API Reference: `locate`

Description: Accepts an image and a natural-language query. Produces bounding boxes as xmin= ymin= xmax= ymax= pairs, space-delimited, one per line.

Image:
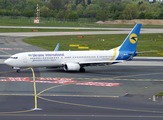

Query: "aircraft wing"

xmin=79 ymin=60 xmax=124 ymax=65
xmin=54 ymin=43 xmax=60 ymax=51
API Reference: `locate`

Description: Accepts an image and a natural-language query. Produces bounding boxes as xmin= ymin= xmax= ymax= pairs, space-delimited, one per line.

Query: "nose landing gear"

xmin=12 ymin=67 xmax=20 ymax=73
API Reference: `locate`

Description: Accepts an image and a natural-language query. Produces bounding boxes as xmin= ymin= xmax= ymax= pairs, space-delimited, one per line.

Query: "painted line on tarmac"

xmin=30 ymin=68 xmax=38 ymax=110
xmin=0 ymin=77 xmax=122 ymax=87
xmin=0 ymin=77 xmax=163 ymax=82
xmin=0 ymin=49 xmax=12 ymax=55
xmin=0 ymin=94 xmax=119 ymax=98
xmin=38 ymin=96 xmax=163 ymax=114
xmin=0 ymin=114 xmax=163 ymax=118
xmin=0 ymin=109 xmax=35 ymax=114
xmin=0 ymin=48 xmax=24 ymax=50
xmin=112 ymin=72 xmax=163 ymax=79
xmin=0 ymin=94 xmax=35 ymax=96
xmin=0 ymin=67 xmax=31 ymax=74
xmin=0 ymin=67 xmax=162 ymax=114
xmin=0 ymin=68 xmax=38 ymax=114
xmin=35 ymin=70 xmax=163 ymax=114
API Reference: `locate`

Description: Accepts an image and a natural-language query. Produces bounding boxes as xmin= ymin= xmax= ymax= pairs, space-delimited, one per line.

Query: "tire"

xmin=79 ymin=68 xmax=85 ymax=72
xmin=17 ymin=69 xmax=20 ymax=73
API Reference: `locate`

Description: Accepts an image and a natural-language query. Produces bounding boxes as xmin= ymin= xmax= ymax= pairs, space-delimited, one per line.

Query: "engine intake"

xmin=64 ymin=63 xmax=80 ymax=71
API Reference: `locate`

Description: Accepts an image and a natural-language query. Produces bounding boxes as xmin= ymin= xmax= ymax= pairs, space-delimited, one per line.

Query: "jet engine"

xmin=64 ymin=63 xmax=80 ymax=71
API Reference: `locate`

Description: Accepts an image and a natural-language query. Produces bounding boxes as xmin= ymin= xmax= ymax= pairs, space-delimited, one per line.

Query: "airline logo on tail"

xmin=129 ymin=33 xmax=137 ymax=44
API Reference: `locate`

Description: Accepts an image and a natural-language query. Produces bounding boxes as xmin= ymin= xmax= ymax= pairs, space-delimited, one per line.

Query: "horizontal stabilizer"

xmin=135 ymin=50 xmax=157 ymax=54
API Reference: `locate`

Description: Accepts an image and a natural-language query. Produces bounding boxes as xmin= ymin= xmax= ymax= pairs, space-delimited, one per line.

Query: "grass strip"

xmin=156 ymin=92 xmax=163 ymax=96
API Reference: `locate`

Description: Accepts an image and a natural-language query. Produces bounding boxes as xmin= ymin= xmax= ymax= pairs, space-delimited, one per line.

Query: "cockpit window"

xmin=10 ymin=57 xmax=18 ymax=59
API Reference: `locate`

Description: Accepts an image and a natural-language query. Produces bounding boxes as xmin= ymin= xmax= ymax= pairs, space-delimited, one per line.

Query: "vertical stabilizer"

xmin=54 ymin=43 xmax=60 ymax=51
xmin=119 ymin=24 xmax=142 ymax=51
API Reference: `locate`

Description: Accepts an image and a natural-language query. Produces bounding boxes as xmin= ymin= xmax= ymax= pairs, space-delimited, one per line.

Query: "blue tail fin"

xmin=119 ymin=24 xmax=142 ymax=51
xmin=54 ymin=43 xmax=60 ymax=51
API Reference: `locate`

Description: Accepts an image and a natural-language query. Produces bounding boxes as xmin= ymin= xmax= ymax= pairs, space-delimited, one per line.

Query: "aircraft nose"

xmin=4 ymin=59 xmax=11 ymax=66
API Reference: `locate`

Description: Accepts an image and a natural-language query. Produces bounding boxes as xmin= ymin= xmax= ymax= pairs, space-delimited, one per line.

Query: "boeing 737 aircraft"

xmin=5 ymin=24 xmax=142 ymax=72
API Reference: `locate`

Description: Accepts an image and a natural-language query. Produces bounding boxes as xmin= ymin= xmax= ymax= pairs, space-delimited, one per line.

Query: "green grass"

xmin=23 ymin=33 xmax=163 ymax=57
xmin=0 ymin=28 xmax=116 ymax=32
xmin=1 ymin=18 xmax=163 ymax=28
xmin=156 ymin=92 xmax=163 ymax=96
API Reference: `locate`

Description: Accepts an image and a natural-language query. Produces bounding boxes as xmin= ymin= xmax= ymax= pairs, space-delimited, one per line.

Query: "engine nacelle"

xmin=64 ymin=63 xmax=80 ymax=71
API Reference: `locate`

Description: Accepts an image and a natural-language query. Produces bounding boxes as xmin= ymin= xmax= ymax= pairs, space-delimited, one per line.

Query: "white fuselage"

xmin=4 ymin=48 xmax=119 ymax=68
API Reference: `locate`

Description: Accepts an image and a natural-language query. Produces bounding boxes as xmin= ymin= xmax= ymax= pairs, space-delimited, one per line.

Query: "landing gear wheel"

xmin=17 ymin=69 xmax=20 ymax=73
xmin=79 ymin=68 xmax=85 ymax=72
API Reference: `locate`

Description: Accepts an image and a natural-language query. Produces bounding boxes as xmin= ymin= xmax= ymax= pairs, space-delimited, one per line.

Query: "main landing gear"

xmin=79 ymin=68 xmax=85 ymax=72
xmin=17 ymin=69 xmax=21 ymax=73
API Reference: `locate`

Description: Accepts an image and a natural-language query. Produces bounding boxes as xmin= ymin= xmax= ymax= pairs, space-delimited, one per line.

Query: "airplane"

xmin=5 ymin=23 xmax=143 ymax=73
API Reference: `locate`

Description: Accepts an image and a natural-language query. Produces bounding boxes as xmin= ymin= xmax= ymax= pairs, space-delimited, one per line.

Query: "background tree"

xmin=24 ymin=8 xmax=34 ymax=17
xmin=138 ymin=12 xmax=145 ymax=19
xmin=55 ymin=10 xmax=64 ymax=19
xmin=84 ymin=4 xmax=100 ymax=17
xmin=13 ymin=9 xmax=21 ymax=16
xmin=0 ymin=0 xmax=162 ymax=20
xmin=89 ymin=10 xmax=97 ymax=18
xmin=158 ymin=12 xmax=163 ymax=19
xmin=52 ymin=9 xmax=58 ymax=18
xmin=79 ymin=0 xmax=82 ymax=4
xmin=113 ymin=10 xmax=121 ymax=20
xmin=123 ymin=4 xmax=139 ymax=20
xmin=13 ymin=4 xmax=23 ymax=11
xmin=139 ymin=4 xmax=147 ymax=12
xmin=75 ymin=0 xmax=78 ymax=5
xmin=82 ymin=0 xmax=85 ymax=7
xmin=109 ymin=4 xmax=118 ymax=13
xmin=87 ymin=0 xmax=91 ymax=5
xmin=145 ymin=13 xmax=154 ymax=19
xmin=76 ymin=4 xmax=84 ymax=18
xmin=49 ymin=0 xmax=62 ymax=11
xmin=100 ymin=1 xmax=107 ymax=8
xmin=67 ymin=11 xmax=79 ymax=20
xmin=96 ymin=15 xmax=101 ymax=21
xmin=76 ymin=4 xmax=84 ymax=11
xmin=41 ymin=6 xmax=50 ymax=18
xmin=100 ymin=13 xmax=108 ymax=21
xmin=64 ymin=1 xmax=72 ymax=13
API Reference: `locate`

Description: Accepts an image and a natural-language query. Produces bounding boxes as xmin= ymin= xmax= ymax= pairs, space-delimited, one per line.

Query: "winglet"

xmin=54 ymin=43 xmax=60 ymax=51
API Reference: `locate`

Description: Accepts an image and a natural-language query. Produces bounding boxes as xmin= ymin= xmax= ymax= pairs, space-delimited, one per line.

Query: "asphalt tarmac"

xmin=0 ymin=63 xmax=163 ymax=120
xmin=0 ymin=33 xmax=163 ymax=120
